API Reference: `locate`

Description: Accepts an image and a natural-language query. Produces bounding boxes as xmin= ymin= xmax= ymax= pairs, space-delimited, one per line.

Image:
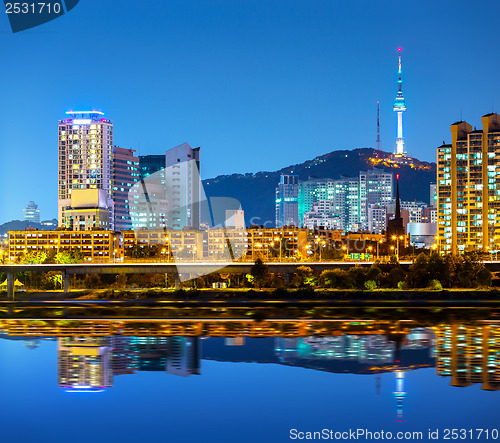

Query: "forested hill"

xmin=203 ymin=148 xmax=436 ymax=226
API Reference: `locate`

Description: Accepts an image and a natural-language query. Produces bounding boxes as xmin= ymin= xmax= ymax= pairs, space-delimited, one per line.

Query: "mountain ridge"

xmin=203 ymin=148 xmax=436 ymax=226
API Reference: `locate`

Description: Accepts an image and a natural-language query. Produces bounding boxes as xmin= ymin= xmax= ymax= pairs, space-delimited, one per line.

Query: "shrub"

xmin=429 ymin=279 xmax=443 ymax=291
xmin=364 ymin=280 xmax=377 ymax=291
xmin=398 ymin=281 xmax=409 ymax=290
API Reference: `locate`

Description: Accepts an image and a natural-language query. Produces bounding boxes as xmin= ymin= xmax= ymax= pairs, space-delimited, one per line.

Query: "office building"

xmin=165 ymin=143 xmax=202 ymax=229
xmin=58 ymin=111 xmax=114 ymax=230
xmin=113 ymin=147 xmax=139 ymax=231
xmin=23 ymin=201 xmax=40 ymax=224
xmin=275 ymin=174 xmax=299 ymax=228
xmin=437 ymin=113 xmax=500 ymax=254
xmin=359 ymin=168 xmax=393 ymax=227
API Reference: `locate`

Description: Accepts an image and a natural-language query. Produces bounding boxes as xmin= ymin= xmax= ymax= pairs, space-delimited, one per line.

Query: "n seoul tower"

xmin=393 ymin=48 xmax=407 ymax=157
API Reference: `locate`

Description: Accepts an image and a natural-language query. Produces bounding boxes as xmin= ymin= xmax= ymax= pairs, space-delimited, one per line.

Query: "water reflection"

xmin=2 ymin=320 xmax=500 ymax=394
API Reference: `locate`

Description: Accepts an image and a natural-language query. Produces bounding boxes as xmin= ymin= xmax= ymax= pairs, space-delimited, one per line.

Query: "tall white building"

xmin=165 ymin=142 xmax=202 ymax=229
xmin=58 ymin=111 xmax=114 ymax=230
xmin=359 ymin=168 xmax=393 ymax=228
xmin=368 ymin=204 xmax=387 ymax=234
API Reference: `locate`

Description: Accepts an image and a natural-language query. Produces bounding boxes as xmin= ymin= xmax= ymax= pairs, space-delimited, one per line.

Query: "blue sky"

xmin=1 ymin=0 xmax=500 ymax=222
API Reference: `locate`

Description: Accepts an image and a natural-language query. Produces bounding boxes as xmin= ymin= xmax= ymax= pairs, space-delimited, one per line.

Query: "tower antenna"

xmin=376 ymin=101 xmax=381 ymax=152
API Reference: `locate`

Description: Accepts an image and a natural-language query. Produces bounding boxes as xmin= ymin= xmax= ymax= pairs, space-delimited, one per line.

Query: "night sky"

xmin=1 ymin=0 xmax=500 ymax=222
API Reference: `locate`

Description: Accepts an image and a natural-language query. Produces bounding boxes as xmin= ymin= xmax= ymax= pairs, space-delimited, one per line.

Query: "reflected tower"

xmin=393 ymin=371 xmax=406 ymax=422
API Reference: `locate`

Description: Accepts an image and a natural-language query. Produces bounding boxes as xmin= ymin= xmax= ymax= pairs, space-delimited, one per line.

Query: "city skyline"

xmin=2 ymin=0 xmax=500 ymax=223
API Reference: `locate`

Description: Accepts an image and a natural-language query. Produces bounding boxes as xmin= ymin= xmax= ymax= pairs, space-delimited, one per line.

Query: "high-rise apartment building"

xmin=113 ymin=147 xmax=139 ymax=231
xmin=275 ymin=175 xmax=299 ymax=228
xmin=165 ymin=143 xmax=202 ymax=229
xmin=437 ymin=113 xmax=500 ymax=254
xmin=359 ymin=168 xmax=393 ymax=227
xmin=22 ymin=201 xmax=40 ymax=223
xmin=58 ymin=111 xmax=114 ymax=230
xmin=298 ymin=178 xmax=335 ymax=225
xmin=334 ymin=177 xmax=360 ymax=232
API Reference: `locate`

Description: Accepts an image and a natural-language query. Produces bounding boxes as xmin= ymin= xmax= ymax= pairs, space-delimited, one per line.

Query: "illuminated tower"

xmin=393 ymin=49 xmax=407 ymax=156
xmin=58 ymin=110 xmax=114 ymax=230
xmin=393 ymin=371 xmax=406 ymax=422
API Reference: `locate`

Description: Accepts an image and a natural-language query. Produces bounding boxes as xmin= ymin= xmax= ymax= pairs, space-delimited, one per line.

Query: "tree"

xmin=55 ymin=248 xmax=84 ymax=264
xmin=83 ymin=274 xmax=101 ymax=289
xmin=293 ymin=266 xmax=315 ymax=287
xmin=20 ymin=251 xmax=47 ymax=264
xmin=250 ymin=259 xmax=270 ymax=288
xmin=406 ymin=253 xmax=429 ymax=288
xmin=477 ymin=267 xmax=492 ymax=287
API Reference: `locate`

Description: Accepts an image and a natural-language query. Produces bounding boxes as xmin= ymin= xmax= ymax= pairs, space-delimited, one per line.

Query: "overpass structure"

xmin=1 ymin=261 xmax=499 ymax=300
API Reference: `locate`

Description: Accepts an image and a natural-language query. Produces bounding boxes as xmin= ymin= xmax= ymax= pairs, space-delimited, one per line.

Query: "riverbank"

xmin=2 ymin=287 xmax=500 ymax=302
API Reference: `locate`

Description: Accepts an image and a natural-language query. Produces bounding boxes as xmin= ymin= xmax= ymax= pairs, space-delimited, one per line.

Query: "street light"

xmin=165 ymin=236 xmax=170 ymax=262
xmin=377 ymin=240 xmax=383 ymax=260
xmin=392 ymin=235 xmax=404 ymax=261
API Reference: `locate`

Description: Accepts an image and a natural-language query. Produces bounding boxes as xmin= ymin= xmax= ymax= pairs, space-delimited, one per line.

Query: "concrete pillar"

xmin=284 ymin=272 xmax=292 ymax=285
xmin=63 ymin=272 xmax=71 ymax=294
xmin=7 ymin=272 xmax=14 ymax=301
xmin=174 ymin=273 xmax=181 ymax=289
